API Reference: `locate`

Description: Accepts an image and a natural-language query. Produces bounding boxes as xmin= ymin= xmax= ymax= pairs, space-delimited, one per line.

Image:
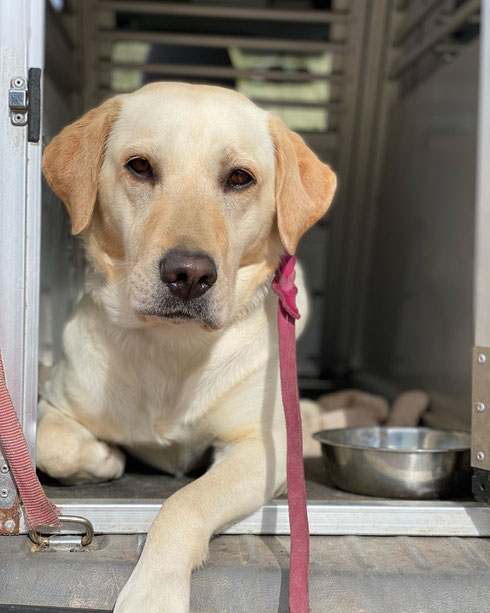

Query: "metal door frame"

xmin=0 ymin=2 xmax=45 ymax=462
xmin=473 ymin=0 xmax=490 ymax=475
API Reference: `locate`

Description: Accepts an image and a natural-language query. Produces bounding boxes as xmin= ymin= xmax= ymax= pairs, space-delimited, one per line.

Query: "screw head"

xmin=477 ymin=402 xmax=486 ymax=412
xmin=0 ymin=489 xmax=7 ymax=498
xmin=11 ymin=113 xmax=26 ymax=126
xmin=477 ymin=451 xmax=485 ymax=461
xmin=4 ymin=519 xmax=15 ymax=532
xmin=0 ymin=464 xmax=8 ymax=474
xmin=479 ymin=353 xmax=487 ymax=364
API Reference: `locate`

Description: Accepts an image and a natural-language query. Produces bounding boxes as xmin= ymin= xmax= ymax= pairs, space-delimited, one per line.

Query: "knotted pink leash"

xmin=272 ymin=254 xmax=310 ymax=613
xmin=0 ymin=350 xmax=61 ymax=529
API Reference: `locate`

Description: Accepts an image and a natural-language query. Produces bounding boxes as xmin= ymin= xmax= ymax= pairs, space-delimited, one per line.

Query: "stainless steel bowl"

xmin=313 ymin=426 xmax=471 ymax=499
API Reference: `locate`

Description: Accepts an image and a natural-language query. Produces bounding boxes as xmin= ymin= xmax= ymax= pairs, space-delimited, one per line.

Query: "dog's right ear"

xmin=43 ymin=97 xmax=121 ymax=235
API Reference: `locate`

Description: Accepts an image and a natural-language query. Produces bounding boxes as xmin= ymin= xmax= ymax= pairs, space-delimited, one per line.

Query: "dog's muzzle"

xmin=136 ymin=249 xmax=219 ymax=327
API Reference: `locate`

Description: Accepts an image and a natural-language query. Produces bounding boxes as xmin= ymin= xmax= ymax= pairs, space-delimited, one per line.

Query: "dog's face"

xmin=43 ymin=83 xmax=336 ymax=329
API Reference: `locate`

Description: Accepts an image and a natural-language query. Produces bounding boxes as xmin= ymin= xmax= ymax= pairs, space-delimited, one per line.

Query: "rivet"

xmin=0 ymin=489 xmax=7 ymax=498
xmin=477 ymin=402 xmax=486 ymax=412
xmin=0 ymin=464 xmax=8 ymax=474
xmin=478 ymin=353 xmax=487 ymax=364
xmin=4 ymin=519 xmax=15 ymax=532
xmin=477 ymin=451 xmax=485 ymax=461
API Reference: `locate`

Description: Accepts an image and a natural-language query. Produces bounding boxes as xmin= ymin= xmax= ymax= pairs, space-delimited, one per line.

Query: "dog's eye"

xmin=227 ymin=169 xmax=254 ymax=189
xmin=127 ymin=157 xmax=152 ymax=178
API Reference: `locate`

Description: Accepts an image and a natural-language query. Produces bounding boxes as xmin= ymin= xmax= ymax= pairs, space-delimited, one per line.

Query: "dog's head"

xmin=43 ymin=83 xmax=336 ymax=329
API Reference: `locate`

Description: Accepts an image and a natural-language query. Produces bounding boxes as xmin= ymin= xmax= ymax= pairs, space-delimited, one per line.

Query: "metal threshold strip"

xmin=18 ymin=498 xmax=490 ymax=537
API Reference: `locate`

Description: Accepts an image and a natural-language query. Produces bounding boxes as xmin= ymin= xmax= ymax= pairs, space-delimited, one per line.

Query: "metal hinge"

xmin=0 ymin=459 xmax=20 ymax=535
xmin=472 ymin=347 xmax=490 ymax=481
xmin=8 ymin=68 xmax=41 ymax=142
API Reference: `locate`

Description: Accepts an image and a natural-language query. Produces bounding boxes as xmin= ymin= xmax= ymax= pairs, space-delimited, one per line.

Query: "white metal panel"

xmin=360 ymin=39 xmax=479 ymax=429
xmin=0 ymin=1 xmax=45 ymax=460
xmin=24 ymin=1 xmax=45 ymax=462
xmin=475 ymin=0 xmax=490 ymax=348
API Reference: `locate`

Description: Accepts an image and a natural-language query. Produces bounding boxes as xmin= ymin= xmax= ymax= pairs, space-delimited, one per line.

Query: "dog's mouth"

xmin=140 ymin=308 xmax=194 ymax=322
xmin=138 ymin=305 xmax=218 ymax=329
xmin=162 ymin=311 xmax=194 ymax=323
xmin=161 ymin=310 xmax=193 ymax=319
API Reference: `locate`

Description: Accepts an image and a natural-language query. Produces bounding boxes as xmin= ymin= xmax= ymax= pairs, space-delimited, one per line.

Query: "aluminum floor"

xmin=2 ymin=533 xmax=490 ymax=612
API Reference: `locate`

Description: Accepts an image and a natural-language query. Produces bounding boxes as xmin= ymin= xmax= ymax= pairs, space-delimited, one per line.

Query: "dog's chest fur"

xmin=42 ymin=290 xmax=275 ymax=457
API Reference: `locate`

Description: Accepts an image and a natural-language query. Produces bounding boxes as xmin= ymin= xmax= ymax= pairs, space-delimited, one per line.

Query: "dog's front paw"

xmin=114 ymin=568 xmax=190 ymax=613
xmin=37 ymin=411 xmax=126 ymax=485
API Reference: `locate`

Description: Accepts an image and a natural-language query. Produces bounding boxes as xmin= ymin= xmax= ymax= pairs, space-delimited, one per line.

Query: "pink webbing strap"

xmin=0 ymin=350 xmax=61 ymax=529
xmin=272 ymin=254 xmax=309 ymax=613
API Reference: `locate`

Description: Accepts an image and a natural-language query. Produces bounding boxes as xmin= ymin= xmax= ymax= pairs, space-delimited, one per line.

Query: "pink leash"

xmin=272 ymin=254 xmax=310 ymax=613
xmin=0 ymin=350 xmax=61 ymax=529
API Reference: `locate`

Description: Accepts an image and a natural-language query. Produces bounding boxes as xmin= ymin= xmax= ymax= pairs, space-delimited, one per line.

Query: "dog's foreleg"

xmin=114 ymin=427 xmax=285 ymax=613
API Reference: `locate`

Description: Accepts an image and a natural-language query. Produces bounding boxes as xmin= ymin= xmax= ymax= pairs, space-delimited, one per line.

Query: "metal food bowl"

xmin=313 ymin=426 xmax=471 ymax=499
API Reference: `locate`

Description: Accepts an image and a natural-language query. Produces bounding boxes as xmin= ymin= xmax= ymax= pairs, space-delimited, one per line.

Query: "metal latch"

xmin=29 ymin=515 xmax=95 ymax=552
xmin=8 ymin=77 xmax=28 ymax=126
xmin=8 ymin=69 xmax=41 ymax=142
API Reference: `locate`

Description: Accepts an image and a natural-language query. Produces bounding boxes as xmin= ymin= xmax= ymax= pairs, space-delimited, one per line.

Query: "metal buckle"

xmin=28 ymin=515 xmax=94 ymax=549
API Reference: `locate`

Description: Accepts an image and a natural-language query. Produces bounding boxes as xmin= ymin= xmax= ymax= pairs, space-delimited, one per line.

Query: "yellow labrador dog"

xmin=37 ymin=82 xmax=336 ymax=612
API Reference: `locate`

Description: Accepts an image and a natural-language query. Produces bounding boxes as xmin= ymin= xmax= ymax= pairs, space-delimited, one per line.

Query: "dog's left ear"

xmin=269 ymin=115 xmax=337 ymax=254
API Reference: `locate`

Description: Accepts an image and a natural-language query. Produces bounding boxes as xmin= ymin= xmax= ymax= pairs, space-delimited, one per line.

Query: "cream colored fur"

xmin=38 ymin=82 xmax=336 ymax=612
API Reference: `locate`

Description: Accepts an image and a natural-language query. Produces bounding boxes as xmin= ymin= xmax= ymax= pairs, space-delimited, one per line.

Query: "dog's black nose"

xmin=159 ymin=250 xmax=217 ymax=301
